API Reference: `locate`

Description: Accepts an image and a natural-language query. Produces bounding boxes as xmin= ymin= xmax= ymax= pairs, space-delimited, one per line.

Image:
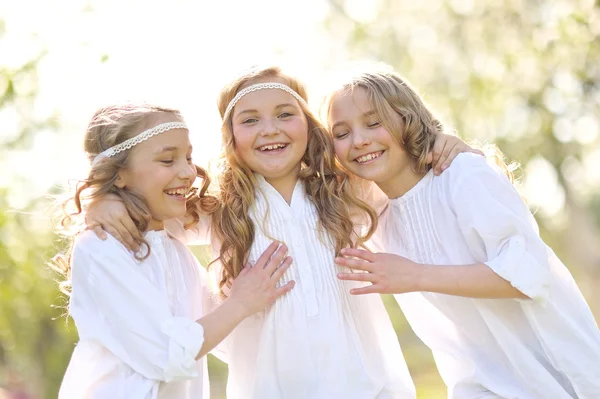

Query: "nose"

xmin=178 ymin=160 xmax=197 ymax=182
xmin=260 ymin=118 xmax=280 ymax=137
xmin=352 ymin=128 xmax=371 ymax=148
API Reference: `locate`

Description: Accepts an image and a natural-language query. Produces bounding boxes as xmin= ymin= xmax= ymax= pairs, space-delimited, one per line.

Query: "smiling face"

xmin=230 ymin=77 xmax=309 ymax=191
xmin=328 ymin=86 xmax=416 ymax=189
xmin=116 ymin=114 xmax=197 ymax=231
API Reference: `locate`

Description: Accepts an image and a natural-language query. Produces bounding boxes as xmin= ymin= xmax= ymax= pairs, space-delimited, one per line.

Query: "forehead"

xmin=329 ymin=87 xmax=373 ymax=120
xmin=130 ymin=127 xmax=191 ymax=157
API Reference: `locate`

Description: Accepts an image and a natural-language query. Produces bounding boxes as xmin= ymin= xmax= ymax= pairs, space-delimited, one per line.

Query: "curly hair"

xmin=52 ymin=103 xmax=219 ymax=295
xmin=210 ymin=66 xmax=378 ymax=295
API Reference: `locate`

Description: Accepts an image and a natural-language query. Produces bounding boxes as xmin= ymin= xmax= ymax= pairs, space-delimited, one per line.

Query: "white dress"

xmin=187 ymin=175 xmax=416 ymax=399
xmin=370 ymin=153 xmax=600 ymax=398
xmin=59 ymin=230 xmax=210 ymax=399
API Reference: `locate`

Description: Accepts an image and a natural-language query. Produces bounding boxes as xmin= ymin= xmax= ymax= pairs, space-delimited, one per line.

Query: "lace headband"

xmin=223 ymin=82 xmax=308 ymax=119
xmin=91 ymin=121 xmax=188 ymax=166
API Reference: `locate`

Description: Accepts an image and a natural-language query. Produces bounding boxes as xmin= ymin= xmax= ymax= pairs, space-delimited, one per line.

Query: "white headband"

xmin=91 ymin=121 xmax=187 ymax=166
xmin=223 ymin=82 xmax=308 ymax=119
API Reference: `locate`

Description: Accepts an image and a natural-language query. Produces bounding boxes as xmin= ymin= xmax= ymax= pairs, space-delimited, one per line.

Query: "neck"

xmin=264 ymin=175 xmax=298 ymax=204
xmin=147 ymin=219 xmax=165 ymax=232
xmin=376 ymin=164 xmax=427 ymax=199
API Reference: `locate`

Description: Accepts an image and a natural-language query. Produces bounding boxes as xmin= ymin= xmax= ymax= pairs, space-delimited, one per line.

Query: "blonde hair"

xmin=323 ymin=64 xmax=517 ymax=182
xmin=210 ymin=66 xmax=378 ymax=295
xmin=52 ymin=103 xmax=219 ymax=295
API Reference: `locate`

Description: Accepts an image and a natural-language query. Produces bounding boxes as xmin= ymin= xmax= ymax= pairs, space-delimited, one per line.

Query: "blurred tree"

xmin=0 ymin=38 xmax=76 ymax=398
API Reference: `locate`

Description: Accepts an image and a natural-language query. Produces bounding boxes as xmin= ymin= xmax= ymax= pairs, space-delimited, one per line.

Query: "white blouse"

xmin=370 ymin=153 xmax=600 ymax=398
xmin=59 ymin=230 xmax=210 ymax=399
xmin=188 ymin=175 xmax=416 ymax=399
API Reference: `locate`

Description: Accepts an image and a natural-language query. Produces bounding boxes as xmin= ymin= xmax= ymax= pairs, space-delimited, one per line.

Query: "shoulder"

xmin=442 ymin=152 xmax=507 ymax=186
xmin=72 ymin=230 xmax=133 ymax=266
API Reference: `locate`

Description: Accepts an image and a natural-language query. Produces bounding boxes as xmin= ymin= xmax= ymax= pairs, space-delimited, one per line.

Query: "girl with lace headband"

xmin=84 ymin=67 xmax=477 ymax=398
xmin=54 ymin=103 xmax=294 ymax=399
xmin=326 ymin=64 xmax=600 ymax=398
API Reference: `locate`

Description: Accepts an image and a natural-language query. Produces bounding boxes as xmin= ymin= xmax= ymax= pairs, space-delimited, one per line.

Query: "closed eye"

xmin=334 ymin=131 xmax=349 ymax=139
xmin=160 ymin=160 xmax=174 ymax=165
xmin=367 ymin=121 xmax=381 ymax=128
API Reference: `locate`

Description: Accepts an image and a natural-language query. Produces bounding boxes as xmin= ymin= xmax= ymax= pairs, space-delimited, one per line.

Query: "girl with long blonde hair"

xmin=327 ymin=64 xmax=600 ymax=398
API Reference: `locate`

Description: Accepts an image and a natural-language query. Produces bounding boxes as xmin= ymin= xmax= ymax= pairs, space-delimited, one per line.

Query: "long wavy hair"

xmin=52 ymin=103 xmax=219 ymax=295
xmin=322 ymin=64 xmax=517 ymax=182
xmin=210 ymin=66 xmax=378 ymax=295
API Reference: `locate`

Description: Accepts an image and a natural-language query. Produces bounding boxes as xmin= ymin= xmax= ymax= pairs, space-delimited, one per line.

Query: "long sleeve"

xmin=448 ymin=154 xmax=552 ymax=303
xmin=70 ymin=232 xmax=205 ymax=382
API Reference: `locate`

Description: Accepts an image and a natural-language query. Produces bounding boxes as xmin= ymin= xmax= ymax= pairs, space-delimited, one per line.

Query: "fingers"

xmin=101 ymin=224 xmax=132 ymax=251
xmin=254 ymin=242 xmax=280 ymax=269
xmin=340 ymin=248 xmax=375 ymax=262
xmin=439 ymin=142 xmax=459 ymax=173
xmin=263 ymin=244 xmax=288 ymax=274
xmin=430 ymin=137 xmax=447 ymax=170
xmin=117 ymin=221 xmax=140 ymax=252
xmin=120 ymin=216 xmax=142 ymax=243
xmin=435 ymin=141 xmax=455 ymax=175
xmin=91 ymin=225 xmax=107 ymax=240
xmin=270 ymin=256 xmax=293 ymax=281
xmin=335 ymin=256 xmax=374 ymax=272
xmin=350 ymin=285 xmax=381 ymax=295
xmin=274 ymin=280 xmax=295 ymax=297
xmin=337 ymin=272 xmax=377 ymax=283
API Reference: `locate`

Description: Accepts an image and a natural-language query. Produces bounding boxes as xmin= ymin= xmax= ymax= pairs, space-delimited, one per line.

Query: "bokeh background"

xmin=1 ymin=0 xmax=599 ymax=398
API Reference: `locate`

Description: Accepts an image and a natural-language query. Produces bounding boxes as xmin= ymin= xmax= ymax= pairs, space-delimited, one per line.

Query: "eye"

xmin=242 ymin=118 xmax=258 ymax=124
xmin=160 ymin=159 xmax=174 ymax=165
xmin=367 ymin=121 xmax=381 ymax=128
xmin=278 ymin=112 xmax=293 ymax=119
xmin=187 ymin=156 xmax=193 ymax=163
xmin=334 ymin=131 xmax=349 ymax=139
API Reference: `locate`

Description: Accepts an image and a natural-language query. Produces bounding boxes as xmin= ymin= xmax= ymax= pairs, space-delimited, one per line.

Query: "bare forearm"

xmin=417 ymin=263 xmax=529 ymax=299
xmin=195 ymin=298 xmax=247 ymax=359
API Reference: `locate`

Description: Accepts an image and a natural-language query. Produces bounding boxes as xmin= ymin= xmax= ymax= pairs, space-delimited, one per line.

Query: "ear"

xmin=114 ymin=170 xmax=126 ymax=189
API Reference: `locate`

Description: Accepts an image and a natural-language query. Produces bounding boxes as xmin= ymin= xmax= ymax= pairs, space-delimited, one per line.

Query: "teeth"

xmin=165 ymin=188 xmax=188 ymax=195
xmin=259 ymin=143 xmax=286 ymax=151
xmin=356 ymin=152 xmax=382 ymax=164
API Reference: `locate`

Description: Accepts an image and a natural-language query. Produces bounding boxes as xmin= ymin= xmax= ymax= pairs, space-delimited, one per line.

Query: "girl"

xmin=86 ymin=67 xmax=474 ymax=399
xmin=327 ymin=65 xmax=600 ymax=398
xmin=54 ymin=103 xmax=294 ymax=399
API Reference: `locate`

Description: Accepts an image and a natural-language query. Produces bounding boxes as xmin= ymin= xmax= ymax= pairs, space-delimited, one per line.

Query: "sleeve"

xmin=70 ymin=235 xmax=205 ymax=382
xmin=164 ymin=213 xmax=211 ymax=246
xmin=448 ymin=154 xmax=552 ymax=304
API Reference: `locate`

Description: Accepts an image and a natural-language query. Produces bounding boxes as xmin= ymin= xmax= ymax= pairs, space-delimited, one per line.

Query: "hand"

xmin=335 ymin=248 xmax=422 ymax=295
xmin=85 ymin=194 xmax=141 ymax=251
xmin=228 ymin=242 xmax=295 ymax=317
xmin=426 ymin=134 xmax=484 ymax=176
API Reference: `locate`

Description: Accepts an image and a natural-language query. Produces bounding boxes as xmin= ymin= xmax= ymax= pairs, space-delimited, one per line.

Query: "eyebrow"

xmin=331 ymin=109 xmax=379 ymax=131
xmin=154 ymin=145 xmax=193 ymax=154
xmin=234 ymin=103 xmax=298 ymax=118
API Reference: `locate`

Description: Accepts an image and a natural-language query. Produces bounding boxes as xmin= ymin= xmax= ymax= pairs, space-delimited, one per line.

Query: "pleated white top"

xmin=202 ymin=175 xmax=416 ymax=399
xmin=370 ymin=153 xmax=600 ymax=398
